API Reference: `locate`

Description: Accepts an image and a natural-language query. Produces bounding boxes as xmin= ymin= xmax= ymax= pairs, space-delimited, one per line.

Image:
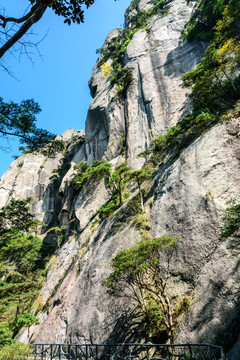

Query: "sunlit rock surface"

xmin=0 ymin=0 xmax=239 ymax=358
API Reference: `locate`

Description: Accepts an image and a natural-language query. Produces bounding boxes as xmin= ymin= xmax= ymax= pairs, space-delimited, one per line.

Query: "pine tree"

xmin=108 ymin=162 xmax=132 ymax=206
xmin=128 ymin=166 xmax=153 ymax=211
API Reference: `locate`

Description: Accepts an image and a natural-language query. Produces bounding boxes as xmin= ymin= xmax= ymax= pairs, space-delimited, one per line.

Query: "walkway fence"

xmin=32 ymin=343 xmax=225 ymax=360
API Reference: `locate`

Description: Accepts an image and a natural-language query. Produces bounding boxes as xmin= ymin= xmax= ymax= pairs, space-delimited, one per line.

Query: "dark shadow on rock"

xmin=163 ymin=40 xmax=208 ymax=79
xmin=187 ymin=259 xmax=240 ymax=354
xmin=104 ymin=307 xmax=146 ymax=345
xmin=85 ymin=106 xmax=110 ymax=161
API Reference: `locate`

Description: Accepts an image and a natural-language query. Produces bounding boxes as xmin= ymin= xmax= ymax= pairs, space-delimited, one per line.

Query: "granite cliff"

xmin=0 ymin=0 xmax=239 ymax=358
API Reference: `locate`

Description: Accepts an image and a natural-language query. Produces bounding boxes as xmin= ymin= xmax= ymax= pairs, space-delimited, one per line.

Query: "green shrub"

xmin=98 ymin=0 xmax=167 ymax=98
xmin=110 ymin=65 xmax=134 ymax=98
xmin=220 ymin=200 xmax=240 ymax=239
xmin=140 ymin=109 xmax=217 ymax=166
xmin=182 ymin=0 xmax=229 ymax=42
xmin=0 ymin=322 xmax=12 ymax=347
xmin=0 ymin=199 xmax=49 ymax=345
xmin=182 ymin=1 xmax=240 ymax=113
xmin=97 ymin=200 xmax=118 ymax=220
xmin=13 ymin=312 xmax=39 ymax=334
xmin=0 ymin=233 xmax=42 ymax=274
xmin=71 ymin=160 xmax=112 ymax=191
xmin=104 ymin=235 xmax=179 ymax=341
xmin=126 ymin=0 xmax=166 ymax=30
xmin=0 ymin=342 xmax=32 ymax=359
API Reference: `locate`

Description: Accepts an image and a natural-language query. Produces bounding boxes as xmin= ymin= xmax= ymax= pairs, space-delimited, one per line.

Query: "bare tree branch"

xmin=0 ymin=2 xmax=49 ymax=59
xmin=0 ymin=129 xmax=35 ymax=144
xmin=0 ymin=0 xmax=95 ymax=62
xmin=0 ymin=4 xmax=38 ymax=29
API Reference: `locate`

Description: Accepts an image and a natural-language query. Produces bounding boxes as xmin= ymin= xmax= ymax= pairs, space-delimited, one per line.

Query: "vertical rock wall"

xmin=0 ymin=0 xmax=239 ymax=358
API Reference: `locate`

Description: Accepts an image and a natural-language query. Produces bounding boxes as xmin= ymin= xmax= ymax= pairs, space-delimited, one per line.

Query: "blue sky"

xmin=0 ymin=0 xmax=131 ymax=177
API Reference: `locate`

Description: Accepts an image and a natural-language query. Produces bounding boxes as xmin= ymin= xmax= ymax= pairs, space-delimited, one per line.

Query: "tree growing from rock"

xmin=128 ymin=166 xmax=153 ymax=211
xmin=71 ymin=160 xmax=112 ymax=191
xmin=104 ymin=235 xmax=180 ymax=342
xmin=108 ymin=162 xmax=132 ymax=206
xmin=182 ymin=0 xmax=240 ymax=112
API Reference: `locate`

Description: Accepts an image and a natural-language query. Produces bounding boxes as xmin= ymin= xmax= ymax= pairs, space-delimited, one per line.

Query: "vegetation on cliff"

xmin=183 ymin=0 xmax=240 ymax=112
xmin=139 ymin=0 xmax=240 ymax=166
xmin=101 ymin=0 xmax=240 ymax=344
xmin=0 ymin=199 xmax=50 ymax=348
xmin=98 ymin=0 xmax=168 ymax=98
xmin=104 ymin=236 xmax=193 ymax=343
xmin=0 ymin=0 xmax=239 ymax=350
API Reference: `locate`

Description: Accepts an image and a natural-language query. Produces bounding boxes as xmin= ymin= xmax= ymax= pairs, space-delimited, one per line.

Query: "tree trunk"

xmin=222 ymin=68 xmax=238 ymax=94
xmin=137 ymin=179 xmax=144 ymax=212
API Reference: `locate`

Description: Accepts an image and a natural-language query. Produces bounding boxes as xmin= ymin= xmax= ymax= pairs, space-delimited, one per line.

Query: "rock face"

xmin=87 ymin=0 xmax=207 ymax=168
xmin=151 ymin=119 xmax=240 ymax=349
xmin=0 ymin=0 xmax=239 ymax=358
xmin=0 ymin=129 xmax=85 ymax=226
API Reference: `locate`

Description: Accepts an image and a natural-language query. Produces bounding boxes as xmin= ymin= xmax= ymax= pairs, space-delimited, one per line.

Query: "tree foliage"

xmin=100 ymin=63 xmax=113 ymax=79
xmin=0 ymin=198 xmax=35 ymax=238
xmin=183 ymin=0 xmax=230 ymax=41
xmin=0 ymin=0 xmax=95 ymax=60
xmin=220 ymin=200 xmax=240 ymax=239
xmin=0 ymin=341 xmax=32 ymax=359
xmin=0 ymin=233 xmax=42 ymax=274
xmin=108 ymin=162 xmax=132 ymax=206
xmin=0 ymin=198 xmax=48 ymax=347
xmin=0 ymin=97 xmax=65 ymax=155
xmin=128 ymin=166 xmax=153 ymax=211
xmin=104 ymin=236 xmax=179 ymax=342
xmin=71 ymin=160 xmax=112 ymax=191
xmin=139 ymin=110 xmax=217 ymax=166
xmin=182 ymin=0 xmax=240 ymax=112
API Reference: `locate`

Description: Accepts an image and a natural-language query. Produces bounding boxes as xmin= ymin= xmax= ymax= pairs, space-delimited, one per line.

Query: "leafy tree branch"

xmin=0 ymin=97 xmax=65 ymax=155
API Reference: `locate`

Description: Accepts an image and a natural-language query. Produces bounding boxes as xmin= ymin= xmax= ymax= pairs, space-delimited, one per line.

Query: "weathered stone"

xmin=74 ymin=179 xmax=111 ymax=230
xmin=123 ymin=0 xmax=207 ymax=167
xmin=151 ymin=119 xmax=240 ymax=352
xmin=18 ymin=217 xmax=141 ymax=344
xmin=1 ymin=0 xmax=239 ymax=356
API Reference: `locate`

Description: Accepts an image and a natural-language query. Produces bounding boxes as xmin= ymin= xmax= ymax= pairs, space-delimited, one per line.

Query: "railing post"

xmin=50 ymin=344 xmax=53 ymax=360
xmin=146 ymin=344 xmax=149 ymax=360
xmin=221 ymin=347 xmax=226 ymax=360
xmin=167 ymin=345 xmax=170 ymax=360
xmin=95 ymin=344 xmax=98 ymax=360
xmin=67 ymin=344 xmax=71 ymax=360
xmin=188 ymin=345 xmax=193 ymax=357
xmin=208 ymin=345 xmax=213 ymax=360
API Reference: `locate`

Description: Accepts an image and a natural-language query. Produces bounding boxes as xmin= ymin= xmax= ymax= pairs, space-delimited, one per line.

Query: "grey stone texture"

xmin=0 ymin=0 xmax=239 ymax=357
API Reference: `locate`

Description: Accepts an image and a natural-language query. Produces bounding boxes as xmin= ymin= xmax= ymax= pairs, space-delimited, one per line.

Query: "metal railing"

xmin=32 ymin=343 xmax=225 ymax=360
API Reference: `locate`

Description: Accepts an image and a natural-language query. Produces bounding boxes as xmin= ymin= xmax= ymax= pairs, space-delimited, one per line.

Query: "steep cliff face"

xmin=87 ymin=0 xmax=207 ymax=168
xmin=0 ymin=0 xmax=239 ymax=358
